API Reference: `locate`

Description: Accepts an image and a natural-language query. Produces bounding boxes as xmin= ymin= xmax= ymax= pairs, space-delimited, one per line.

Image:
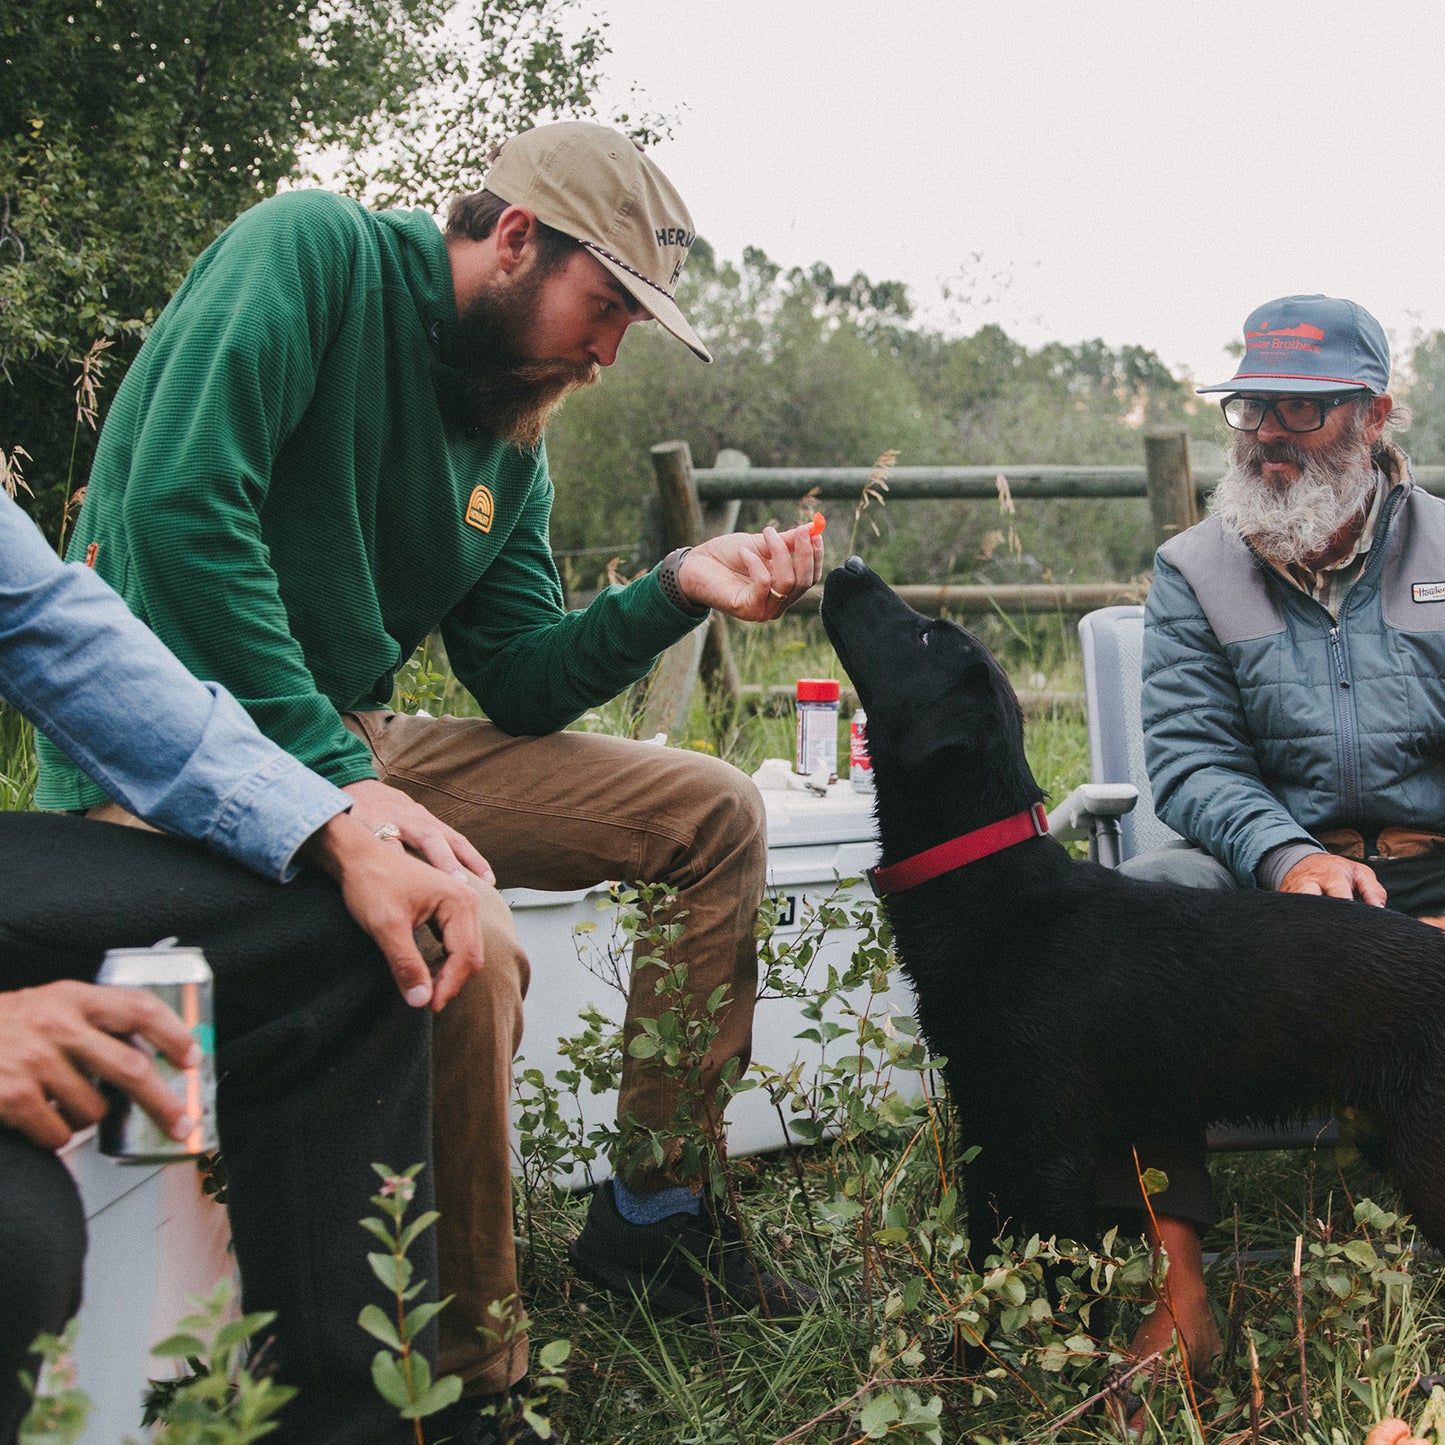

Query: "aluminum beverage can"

xmin=97 ymin=941 xmax=218 ymax=1163
xmin=849 ymin=707 xmax=874 ymax=792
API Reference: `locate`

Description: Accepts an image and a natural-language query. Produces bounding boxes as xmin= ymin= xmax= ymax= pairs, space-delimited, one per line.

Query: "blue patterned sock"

xmin=611 ymin=1177 xmax=701 ymax=1224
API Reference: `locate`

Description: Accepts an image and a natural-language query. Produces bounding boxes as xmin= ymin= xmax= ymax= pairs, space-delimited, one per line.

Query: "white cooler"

xmin=506 ymin=780 xmax=906 ymax=1188
xmin=64 ymin=1133 xmax=234 ymax=1445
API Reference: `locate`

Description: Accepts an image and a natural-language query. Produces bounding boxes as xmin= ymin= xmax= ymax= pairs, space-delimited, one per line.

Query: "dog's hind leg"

xmin=1377 ymin=1074 xmax=1445 ymax=1251
xmin=961 ymin=1163 xmax=1011 ymax=1270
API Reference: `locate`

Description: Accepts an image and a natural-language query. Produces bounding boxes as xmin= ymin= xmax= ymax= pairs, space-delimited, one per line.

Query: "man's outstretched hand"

xmin=678 ymin=520 xmax=824 ymax=621
xmin=301 ymin=810 xmax=486 ymax=1012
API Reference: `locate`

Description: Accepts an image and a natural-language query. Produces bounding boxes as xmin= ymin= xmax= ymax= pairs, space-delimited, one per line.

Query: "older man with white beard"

xmin=1094 ymin=294 xmax=1445 ymax=1396
xmin=1123 ymin=293 xmax=1438 ymax=908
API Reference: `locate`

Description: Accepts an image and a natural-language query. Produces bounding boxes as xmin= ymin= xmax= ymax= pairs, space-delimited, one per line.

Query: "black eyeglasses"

xmin=1220 ymin=392 xmax=1367 ymax=434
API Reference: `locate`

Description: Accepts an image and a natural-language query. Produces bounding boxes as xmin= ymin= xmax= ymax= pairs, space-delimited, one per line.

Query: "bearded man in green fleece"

xmin=38 ymin=121 xmax=822 ymax=1445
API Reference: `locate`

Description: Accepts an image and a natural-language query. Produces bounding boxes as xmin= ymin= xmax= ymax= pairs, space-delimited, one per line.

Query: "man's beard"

xmin=453 ymin=268 xmax=598 ymax=450
xmin=1209 ymin=409 xmax=1374 ymax=567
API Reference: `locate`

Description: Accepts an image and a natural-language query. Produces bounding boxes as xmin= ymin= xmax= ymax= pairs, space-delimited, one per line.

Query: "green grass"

xmin=512 ymin=1027 xmax=1445 ymax=1445
xmin=0 ymin=702 xmax=35 ymax=810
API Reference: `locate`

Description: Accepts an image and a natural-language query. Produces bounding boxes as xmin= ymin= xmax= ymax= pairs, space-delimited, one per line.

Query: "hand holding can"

xmin=97 ymin=941 xmax=218 ymax=1163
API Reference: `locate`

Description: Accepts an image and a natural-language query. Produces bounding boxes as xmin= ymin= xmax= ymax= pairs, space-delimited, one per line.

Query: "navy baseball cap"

xmin=1199 ymin=294 xmax=1391 ymax=395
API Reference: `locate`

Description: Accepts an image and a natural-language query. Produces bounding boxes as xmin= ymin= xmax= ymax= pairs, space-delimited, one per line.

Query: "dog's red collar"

xmin=866 ymin=803 xmax=1049 ymax=897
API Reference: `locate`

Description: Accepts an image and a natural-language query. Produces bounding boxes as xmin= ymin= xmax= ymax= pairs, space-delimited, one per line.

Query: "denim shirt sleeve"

xmin=0 ymin=494 xmax=347 ymax=880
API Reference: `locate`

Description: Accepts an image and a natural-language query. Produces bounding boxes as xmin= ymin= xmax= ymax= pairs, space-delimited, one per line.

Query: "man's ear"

xmin=492 ymin=206 xmax=537 ymax=274
xmin=1364 ymin=392 xmax=1394 ymax=444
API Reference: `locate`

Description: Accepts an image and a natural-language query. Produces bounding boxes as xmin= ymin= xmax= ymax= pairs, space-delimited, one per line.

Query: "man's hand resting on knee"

xmin=300 ymin=810 xmax=486 ymax=1012
xmin=0 ymin=980 xmax=198 ymax=1150
xmin=342 ymin=778 xmax=495 ymax=884
xmin=1280 ymin=852 xmax=1388 ymax=905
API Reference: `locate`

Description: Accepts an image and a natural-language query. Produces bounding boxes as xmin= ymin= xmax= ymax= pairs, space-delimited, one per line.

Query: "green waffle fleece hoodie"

xmin=35 ymin=190 xmax=705 ymax=811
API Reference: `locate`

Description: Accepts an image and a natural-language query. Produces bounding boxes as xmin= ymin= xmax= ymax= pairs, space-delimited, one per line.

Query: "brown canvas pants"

xmin=343 ymin=710 xmax=767 ymax=1394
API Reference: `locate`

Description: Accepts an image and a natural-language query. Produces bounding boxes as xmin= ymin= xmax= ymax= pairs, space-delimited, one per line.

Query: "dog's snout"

xmin=844 ymin=556 xmax=868 ymax=575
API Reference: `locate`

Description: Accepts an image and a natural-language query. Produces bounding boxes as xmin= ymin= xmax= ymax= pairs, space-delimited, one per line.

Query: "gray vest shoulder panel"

xmin=1158 ymin=517 xmax=1285 ymax=645
xmin=1381 ymin=488 xmax=1445 ymax=632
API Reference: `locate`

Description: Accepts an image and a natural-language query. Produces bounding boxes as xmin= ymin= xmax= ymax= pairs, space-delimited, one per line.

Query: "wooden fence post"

xmin=652 ymin=439 xmax=705 ymax=552
xmin=1143 ymin=430 xmax=1198 ymax=546
xmin=636 ymin=442 xmax=743 ymax=741
xmin=700 ymin=450 xmax=747 ymax=702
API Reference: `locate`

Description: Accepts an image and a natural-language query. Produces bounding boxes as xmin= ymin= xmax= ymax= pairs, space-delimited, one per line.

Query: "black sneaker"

xmin=424 ymin=1380 xmax=562 ymax=1445
xmin=567 ymin=1180 xmax=818 ymax=1322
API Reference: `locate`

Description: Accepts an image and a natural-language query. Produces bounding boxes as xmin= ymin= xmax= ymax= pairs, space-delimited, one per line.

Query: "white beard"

xmin=1209 ymin=416 xmax=1374 ymax=567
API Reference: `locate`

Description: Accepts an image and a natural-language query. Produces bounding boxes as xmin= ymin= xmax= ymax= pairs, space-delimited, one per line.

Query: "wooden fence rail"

xmin=632 ymin=435 xmax=1445 ymax=738
xmin=693 ymin=464 xmax=1205 ymax=502
xmin=688 ymin=462 xmax=1445 ymax=502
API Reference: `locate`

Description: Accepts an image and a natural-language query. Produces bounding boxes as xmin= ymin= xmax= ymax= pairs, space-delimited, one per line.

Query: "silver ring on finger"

xmin=374 ymin=822 xmax=403 ymax=843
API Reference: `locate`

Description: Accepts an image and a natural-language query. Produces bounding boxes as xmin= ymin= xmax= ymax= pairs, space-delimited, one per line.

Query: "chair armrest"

xmin=1046 ymin=782 xmax=1139 ymax=842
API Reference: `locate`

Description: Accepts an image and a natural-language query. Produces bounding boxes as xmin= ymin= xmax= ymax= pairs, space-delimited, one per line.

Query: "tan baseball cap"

xmin=483 ymin=121 xmax=711 ymax=363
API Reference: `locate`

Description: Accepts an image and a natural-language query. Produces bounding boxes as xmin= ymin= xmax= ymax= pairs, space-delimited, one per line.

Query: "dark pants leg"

xmin=0 ymin=813 xmax=433 ymax=1445
xmin=1373 ymin=853 xmax=1445 ymax=917
xmin=0 ymin=1133 xmax=85 ymax=1444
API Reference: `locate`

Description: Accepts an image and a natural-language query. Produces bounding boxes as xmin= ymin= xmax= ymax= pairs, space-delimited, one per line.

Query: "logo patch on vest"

xmin=464 ymin=485 xmax=495 ymax=534
xmin=1412 ymin=581 xmax=1445 ymax=604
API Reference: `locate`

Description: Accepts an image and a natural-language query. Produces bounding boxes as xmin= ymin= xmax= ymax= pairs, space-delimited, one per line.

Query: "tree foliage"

xmin=0 ymin=0 xmax=637 ymax=535
xmin=1399 ymin=331 xmax=1445 ymax=464
xmin=545 ymin=247 xmax=1209 ymax=586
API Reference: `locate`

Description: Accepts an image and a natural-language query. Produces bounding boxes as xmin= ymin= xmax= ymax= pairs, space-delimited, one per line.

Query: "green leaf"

xmin=359 ymin=1217 xmax=395 ymax=1248
xmin=369 ymin=1251 xmax=407 ymax=1294
xmin=1138 ymin=1167 xmax=1170 ymax=1196
xmin=521 ymin=1405 xmax=556 ymax=1439
xmin=858 ymin=1394 xmax=899 ymax=1437
xmin=150 ymin=1333 xmax=207 ymax=1358
xmin=401 ymin=1300 xmax=450 ymax=1340
xmin=1362 ymin=1343 xmax=1397 ymax=1378
xmin=370 ymin=1351 xmax=412 ymax=1410
xmin=1039 ymin=1341 xmax=1070 ymax=1373
xmin=399 ymin=1210 xmax=441 ymax=1253
xmin=537 ymin=1339 xmax=571 ymax=1371
xmin=213 ymin=1312 xmax=273 ymax=1355
xmin=357 ymin=1304 xmax=403 ymax=1351
xmin=402 ymin=1373 xmax=465 ymax=1419
xmin=1343 ymin=1238 xmax=1380 ymax=1268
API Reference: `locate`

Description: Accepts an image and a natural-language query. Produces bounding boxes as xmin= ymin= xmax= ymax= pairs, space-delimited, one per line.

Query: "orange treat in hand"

xmin=809 ymin=511 xmax=827 ymax=536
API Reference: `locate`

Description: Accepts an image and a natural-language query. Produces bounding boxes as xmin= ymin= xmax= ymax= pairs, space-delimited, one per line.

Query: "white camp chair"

xmin=1047 ymin=605 xmax=1180 ymax=867
xmin=1048 ymin=604 xmax=1336 ymax=1153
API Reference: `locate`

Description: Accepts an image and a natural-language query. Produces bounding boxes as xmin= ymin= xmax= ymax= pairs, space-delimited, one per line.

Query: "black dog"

xmin=821 ymin=556 xmax=1445 ymax=1252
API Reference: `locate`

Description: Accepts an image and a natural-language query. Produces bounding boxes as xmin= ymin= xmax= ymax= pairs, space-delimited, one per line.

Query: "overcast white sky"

xmin=578 ymin=0 xmax=1445 ymax=388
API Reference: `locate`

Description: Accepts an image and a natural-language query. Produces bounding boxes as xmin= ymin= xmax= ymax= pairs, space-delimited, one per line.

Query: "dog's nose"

xmin=844 ymin=556 xmax=868 ymax=575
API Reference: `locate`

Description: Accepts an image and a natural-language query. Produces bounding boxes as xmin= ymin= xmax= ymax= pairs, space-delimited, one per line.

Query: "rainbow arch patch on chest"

xmin=464 ymin=485 xmax=495 ymax=533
